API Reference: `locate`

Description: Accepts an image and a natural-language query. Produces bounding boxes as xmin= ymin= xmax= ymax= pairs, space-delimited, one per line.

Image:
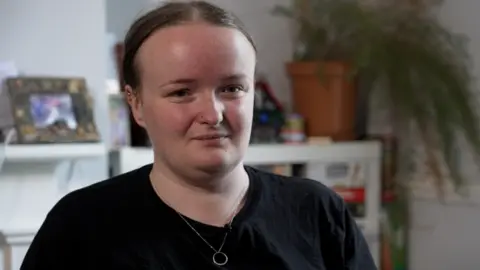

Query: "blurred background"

xmin=1 ymin=0 xmax=480 ymax=269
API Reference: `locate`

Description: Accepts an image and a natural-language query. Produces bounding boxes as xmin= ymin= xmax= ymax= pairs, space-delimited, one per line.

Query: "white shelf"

xmin=110 ymin=142 xmax=381 ymax=174
xmin=1 ymin=228 xmax=38 ymax=245
xmin=2 ymin=143 xmax=107 ymax=163
xmin=0 ymin=142 xmax=109 ymax=266
xmin=244 ymin=142 xmax=380 ymax=164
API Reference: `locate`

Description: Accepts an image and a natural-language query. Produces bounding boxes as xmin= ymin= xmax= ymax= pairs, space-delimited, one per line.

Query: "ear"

xmin=125 ymin=85 xmax=146 ymax=128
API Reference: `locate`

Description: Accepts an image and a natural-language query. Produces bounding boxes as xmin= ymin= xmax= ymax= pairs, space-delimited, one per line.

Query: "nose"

xmin=197 ymin=93 xmax=224 ymax=126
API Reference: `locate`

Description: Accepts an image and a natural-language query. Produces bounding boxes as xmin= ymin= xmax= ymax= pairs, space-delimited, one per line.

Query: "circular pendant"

xmin=213 ymin=251 xmax=228 ymax=266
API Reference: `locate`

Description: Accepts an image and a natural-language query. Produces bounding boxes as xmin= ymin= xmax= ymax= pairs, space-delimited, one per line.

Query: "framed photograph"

xmin=6 ymin=77 xmax=100 ymax=144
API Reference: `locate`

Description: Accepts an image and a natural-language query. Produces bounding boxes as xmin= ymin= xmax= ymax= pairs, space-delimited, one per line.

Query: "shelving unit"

xmin=109 ymin=141 xmax=382 ymax=266
xmin=0 ymin=143 xmax=107 ymax=270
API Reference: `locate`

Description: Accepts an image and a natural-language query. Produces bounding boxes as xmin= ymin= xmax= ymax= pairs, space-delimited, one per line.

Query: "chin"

xmin=193 ymin=149 xmax=239 ymax=173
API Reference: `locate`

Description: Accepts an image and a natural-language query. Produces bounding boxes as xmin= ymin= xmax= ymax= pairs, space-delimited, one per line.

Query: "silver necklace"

xmin=176 ymin=185 xmax=247 ymax=266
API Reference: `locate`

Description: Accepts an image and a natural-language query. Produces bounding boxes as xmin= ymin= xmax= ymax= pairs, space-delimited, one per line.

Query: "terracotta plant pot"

xmin=286 ymin=61 xmax=357 ymax=141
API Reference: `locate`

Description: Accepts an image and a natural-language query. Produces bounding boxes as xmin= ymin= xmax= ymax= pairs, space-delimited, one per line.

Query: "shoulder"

xmin=245 ymin=166 xmax=377 ymax=268
xmin=246 ymin=165 xmax=343 ymax=201
xmin=246 ymin=165 xmax=346 ymax=218
xmin=21 ymin=165 xmax=154 ymax=269
xmin=48 ymin=164 xmax=152 ymax=220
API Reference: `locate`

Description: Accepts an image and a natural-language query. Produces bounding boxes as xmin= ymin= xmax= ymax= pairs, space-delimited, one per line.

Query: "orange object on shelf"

xmin=286 ymin=61 xmax=356 ymax=141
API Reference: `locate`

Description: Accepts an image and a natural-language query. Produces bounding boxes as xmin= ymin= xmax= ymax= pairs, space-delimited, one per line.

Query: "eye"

xmin=170 ymin=88 xmax=191 ymax=97
xmin=167 ymin=88 xmax=195 ymax=103
xmin=222 ymin=85 xmax=245 ymax=93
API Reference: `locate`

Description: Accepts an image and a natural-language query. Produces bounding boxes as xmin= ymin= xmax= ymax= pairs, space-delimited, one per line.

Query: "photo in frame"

xmin=5 ymin=77 xmax=100 ymax=144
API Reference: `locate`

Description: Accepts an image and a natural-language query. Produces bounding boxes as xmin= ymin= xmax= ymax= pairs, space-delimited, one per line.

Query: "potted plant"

xmin=273 ymin=0 xmax=480 ymax=194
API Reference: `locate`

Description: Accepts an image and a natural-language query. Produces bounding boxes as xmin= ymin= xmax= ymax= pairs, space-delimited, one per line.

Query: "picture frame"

xmin=6 ymin=76 xmax=100 ymax=144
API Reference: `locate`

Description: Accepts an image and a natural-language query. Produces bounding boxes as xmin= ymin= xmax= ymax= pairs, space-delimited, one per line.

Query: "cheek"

xmin=142 ymin=100 xmax=191 ymax=136
xmin=225 ymin=96 xmax=253 ymax=132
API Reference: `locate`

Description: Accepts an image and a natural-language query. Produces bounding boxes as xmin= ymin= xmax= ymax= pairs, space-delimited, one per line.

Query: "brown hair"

xmin=122 ymin=1 xmax=257 ymax=91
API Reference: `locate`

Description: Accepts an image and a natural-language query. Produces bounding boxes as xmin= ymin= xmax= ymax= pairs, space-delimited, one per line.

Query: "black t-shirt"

xmin=20 ymin=164 xmax=377 ymax=270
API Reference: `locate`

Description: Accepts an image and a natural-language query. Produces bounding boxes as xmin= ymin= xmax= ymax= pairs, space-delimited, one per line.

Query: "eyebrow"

xmin=159 ymin=74 xmax=247 ymax=88
xmin=221 ymin=74 xmax=247 ymax=82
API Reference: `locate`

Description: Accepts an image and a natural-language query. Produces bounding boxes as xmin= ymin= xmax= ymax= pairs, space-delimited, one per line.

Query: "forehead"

xmin=136 ymin=23 xmax=256 ymax=82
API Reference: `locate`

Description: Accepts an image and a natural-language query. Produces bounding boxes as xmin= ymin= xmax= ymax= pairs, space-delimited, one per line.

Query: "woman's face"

xmin=129 ymin=22 xmax=256 ymax=174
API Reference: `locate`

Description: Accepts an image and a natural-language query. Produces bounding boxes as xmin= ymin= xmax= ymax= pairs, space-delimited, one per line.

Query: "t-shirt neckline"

xmin=139 ymin=164 xmax=262 ymax=231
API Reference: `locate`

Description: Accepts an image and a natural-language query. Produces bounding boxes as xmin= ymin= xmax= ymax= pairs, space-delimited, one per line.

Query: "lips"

xmin=193 ymin=134 xmax=229 ymax=140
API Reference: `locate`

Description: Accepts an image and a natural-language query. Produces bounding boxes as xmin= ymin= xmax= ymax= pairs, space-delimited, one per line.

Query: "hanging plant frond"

xmin=273 ymin=0 xmax=480 ymax=197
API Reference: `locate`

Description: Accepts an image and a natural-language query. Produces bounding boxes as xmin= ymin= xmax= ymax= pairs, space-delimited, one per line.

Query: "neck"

xmin=149 ymin=161 xmax=249 ymax=227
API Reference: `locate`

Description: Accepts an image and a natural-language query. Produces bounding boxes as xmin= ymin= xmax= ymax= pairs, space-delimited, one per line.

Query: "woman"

xmin=21 ymin=1 xmax=376 ymax=269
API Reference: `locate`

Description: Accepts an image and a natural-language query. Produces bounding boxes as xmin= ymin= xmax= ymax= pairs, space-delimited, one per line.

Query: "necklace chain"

xmin=151 ymin=179 xmax=248 ymax=266
xmin=177 ymin=212 xmax=230 ymax=253
xmin=176 ymin=184 xmax=247 ymax=252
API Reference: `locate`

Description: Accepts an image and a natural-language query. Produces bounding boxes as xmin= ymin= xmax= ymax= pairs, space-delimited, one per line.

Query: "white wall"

xmin=106 ymin=0 xmax=154 ymax=41
xmin=408 ymin=1 xmax=480 ymax=270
